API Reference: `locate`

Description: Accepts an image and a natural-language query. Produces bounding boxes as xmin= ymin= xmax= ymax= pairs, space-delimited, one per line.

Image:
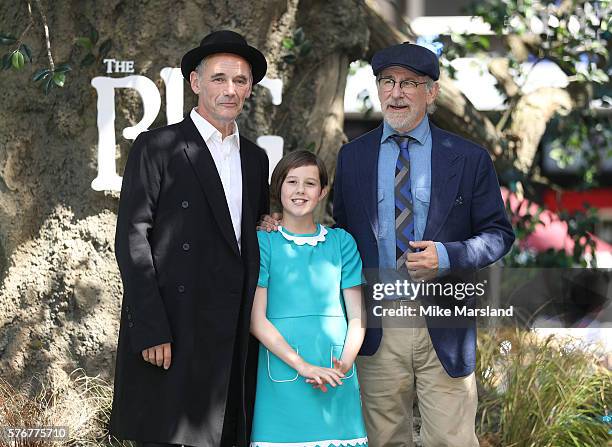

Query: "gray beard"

xmin=383 ymin=113 xmax=416 ymax=133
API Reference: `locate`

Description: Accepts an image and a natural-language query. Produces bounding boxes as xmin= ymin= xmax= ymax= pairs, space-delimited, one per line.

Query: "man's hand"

xmin=256 ymin=212 xmax=282 ymax=232
xmin=406 ymin=240 xmax=439 ymax=282
xmin=142 ymin=342 xmax=171 ymax=370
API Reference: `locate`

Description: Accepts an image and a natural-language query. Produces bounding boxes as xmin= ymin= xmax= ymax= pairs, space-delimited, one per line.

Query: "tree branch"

xmin=509 ymin=87 xmax=573 ymax=173
xmin=14 ymin=2 xmax=34 ymax=50
xmin=434 ymin=73 xmax=504 ymax=157
xmin=34 ymin=0 xmax=54 ymax=71
xmin=488 ymin=57 xmax=519 ymax=99
xmin=363 ymin=0 xmax=413 ymax=58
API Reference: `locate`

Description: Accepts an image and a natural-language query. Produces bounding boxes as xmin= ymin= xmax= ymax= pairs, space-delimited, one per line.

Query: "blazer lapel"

xmin=358 ymin=124 xmax=383 ymax=238
xmin=423 ymin=125 xmax=465 ymax=241
xmin=180 ymin=116 xmax=240 ymax=257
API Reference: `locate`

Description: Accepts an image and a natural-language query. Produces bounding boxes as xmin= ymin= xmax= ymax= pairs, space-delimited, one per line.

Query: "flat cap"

xmin=371 ymin=42 xmax=440 ymax=81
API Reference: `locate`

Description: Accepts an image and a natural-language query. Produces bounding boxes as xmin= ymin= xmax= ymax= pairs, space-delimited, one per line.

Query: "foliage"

xmin=32 ymin=63 xmax=71 ymax=94
xmin=281 ymin=27 xmax=312 ymax=65
xmin=469 ymin=0 xmax=610 ymax=82
xmin=439 ymin=0 xmax=612 ymax=191
xmin=504 ymin=195 xmax=599 ymax=267
xmin=546 ymin=108 xmax=612 ymax=186
xmin=1 ymin=29 xmax=71 ymax=95
xmin=75 ymin=27 xmax=112 ymax=68
xmin=1 ymin=5 xmax=114 ymax=95
xmin=0 ymin=34 xmax=32 ymax=71
xmin=476 ymin=329 xmax=612 ymax=446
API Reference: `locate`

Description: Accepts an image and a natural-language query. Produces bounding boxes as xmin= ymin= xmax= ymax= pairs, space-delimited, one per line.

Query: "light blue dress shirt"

xmin=376 ymin=115 xmax=450 ymax=273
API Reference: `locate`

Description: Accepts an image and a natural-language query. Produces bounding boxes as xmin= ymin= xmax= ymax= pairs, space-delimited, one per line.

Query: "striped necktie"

xmin=393 ymin=135 xmax=414 ymax=270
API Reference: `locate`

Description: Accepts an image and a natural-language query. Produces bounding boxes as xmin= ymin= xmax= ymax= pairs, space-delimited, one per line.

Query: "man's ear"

xmin=427 ymin=81 xmax=440 ymax=105
xmin=189 ymin=71 xmax=200 ymax=94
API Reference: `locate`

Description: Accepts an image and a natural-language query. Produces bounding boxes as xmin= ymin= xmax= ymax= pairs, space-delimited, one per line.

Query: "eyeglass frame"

xmin=377 ymin=76 xmax=429 ymax=93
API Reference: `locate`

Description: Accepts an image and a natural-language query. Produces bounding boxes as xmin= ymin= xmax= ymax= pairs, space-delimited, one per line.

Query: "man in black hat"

xmin=109 ymin=30 xmax=270 ymax=447
xmin=332 ymin=43 xmax=514 ymax=446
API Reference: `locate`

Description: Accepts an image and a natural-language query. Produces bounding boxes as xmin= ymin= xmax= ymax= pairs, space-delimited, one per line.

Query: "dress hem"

xmin=250 ymin=437 xmax=368 ymax=447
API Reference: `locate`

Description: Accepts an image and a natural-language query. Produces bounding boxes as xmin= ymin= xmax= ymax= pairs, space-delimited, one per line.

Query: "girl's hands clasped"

xmin=298 ymin=360 xmax=345 ymax=393
xmin=304 ymin=357 xmax=350 ymax=392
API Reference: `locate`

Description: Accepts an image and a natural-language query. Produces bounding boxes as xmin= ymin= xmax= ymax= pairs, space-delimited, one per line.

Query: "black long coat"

xmin=109 ymin=115 xmax=269 ymax=446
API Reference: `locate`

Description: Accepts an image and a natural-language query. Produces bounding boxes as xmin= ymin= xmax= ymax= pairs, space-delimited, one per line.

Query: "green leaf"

xmin=11 ymin=50 xmax=24 ymax=69
xmin=299 ymin=41 xmax=312 ymax=57
xmin=32 ymin=67 xmax=51 ymax=81
xmin=0 ymin=34 xmax=16 ymax=45
xmin=52 ymin=72 xmax=66 ymax=87
xmin=293 ymin=27 xmax=305 ymax=46
xmin=20 ymin=44 xmax=32 ymax=62
xmin=282 ymin=54 xmax=296 ymax=65
xmin=99 ymin=38 xmax=112 ymax=59
xmin=90 ymin=28 xmax=99 ymax=45
xmin=55 ymin=63 xmax=72 ymax=73
xmin=80 ymin=53 xmax=95 ymax=67
xmin=281 ymin=37 xmax=294 ymax=50
xmin=1 ymin=53 xmax=12 ymax=70
xmin=75 ymin=37 xmax=93 ymax=50
xmin=44 ymin=75 xmax=54 ymax=95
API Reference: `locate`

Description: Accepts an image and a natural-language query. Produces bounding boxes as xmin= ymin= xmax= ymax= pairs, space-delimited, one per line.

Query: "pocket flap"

xmin=267 ymin=346 xmax=299 ymax=383
xmin=413 ymin=186 xmax=430 ymax=203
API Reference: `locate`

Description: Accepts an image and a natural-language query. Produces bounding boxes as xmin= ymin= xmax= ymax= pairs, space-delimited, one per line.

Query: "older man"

xmin=333 ymin=43 xmax=514 ymax=446
xmin=110 ymin=30 xmax=270 ymax=447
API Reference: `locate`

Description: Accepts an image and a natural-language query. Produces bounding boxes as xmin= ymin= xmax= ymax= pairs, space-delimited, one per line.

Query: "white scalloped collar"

xmin=277 ymin=224 xmax=328 ymax=246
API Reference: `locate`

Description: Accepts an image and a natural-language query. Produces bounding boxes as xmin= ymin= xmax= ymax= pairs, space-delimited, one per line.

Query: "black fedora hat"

xmin=181 ymin=30 xmax=267 ymax=83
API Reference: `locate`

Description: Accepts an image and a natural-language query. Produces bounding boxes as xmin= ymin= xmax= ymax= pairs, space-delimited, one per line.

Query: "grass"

xmin=476 ymin=329 xmax=612 ymax=447
xmin=0 ymin=369 xmax=130 ymax=446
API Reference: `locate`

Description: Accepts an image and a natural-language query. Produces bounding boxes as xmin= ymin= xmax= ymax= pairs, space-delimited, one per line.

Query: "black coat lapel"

xmin=358 ymin=124 xmax=383 ymax=238
xmin=180 ymin=116 xmax=240 ymax=257
xmin=423 ymin=124 xmax=465 ymax=241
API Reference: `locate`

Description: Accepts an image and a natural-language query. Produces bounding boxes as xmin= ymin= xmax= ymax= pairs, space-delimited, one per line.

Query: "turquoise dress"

xmin=250 ymin=225 xmax=368 ymax=447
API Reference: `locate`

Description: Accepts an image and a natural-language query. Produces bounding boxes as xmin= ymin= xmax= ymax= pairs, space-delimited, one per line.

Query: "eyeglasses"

xmin=377 ymin=77 xmax=428 ymax=93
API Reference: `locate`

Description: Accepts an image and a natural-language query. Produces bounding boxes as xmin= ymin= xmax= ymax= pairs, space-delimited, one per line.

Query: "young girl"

xmin=250 ymin=150 xmax=368 ymax=447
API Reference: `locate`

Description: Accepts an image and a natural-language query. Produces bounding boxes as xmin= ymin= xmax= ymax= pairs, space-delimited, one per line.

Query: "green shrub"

xmin=477 ymin=329 xmax=611 ymax=446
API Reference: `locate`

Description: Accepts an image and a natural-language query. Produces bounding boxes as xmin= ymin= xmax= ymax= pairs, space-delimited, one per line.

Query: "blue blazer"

xmin=333 ymin=123 xmax=515 ymax=378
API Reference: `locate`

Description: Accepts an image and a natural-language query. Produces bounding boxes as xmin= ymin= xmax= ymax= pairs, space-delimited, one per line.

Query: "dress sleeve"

xmin=257 ymin=231 xmax=271 ymax=288
xmin=339 ymin=229 xmax=363 ymax=289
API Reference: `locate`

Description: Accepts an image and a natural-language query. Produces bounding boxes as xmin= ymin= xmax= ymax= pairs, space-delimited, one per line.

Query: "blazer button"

xmin=126 ymin=305 xmax=130 ymax=311
xmin=128 ymin=322 xmax=134 ymax=328
xmin=181 ymin=200 xmax=189 ymax=209
xmin=178 ymin=285 xmax=185 ymax=293
xmin=182 ymin=242 xmax=190 ymax=251
xmin=127 ymin=313 xmax=132 ymax=320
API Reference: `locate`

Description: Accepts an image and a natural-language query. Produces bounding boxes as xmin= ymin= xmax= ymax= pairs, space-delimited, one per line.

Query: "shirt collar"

xmin=381 ymin=114 xmax=430 ymax=146
xmin=190 ymin=108 xmax=240 ymax=144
